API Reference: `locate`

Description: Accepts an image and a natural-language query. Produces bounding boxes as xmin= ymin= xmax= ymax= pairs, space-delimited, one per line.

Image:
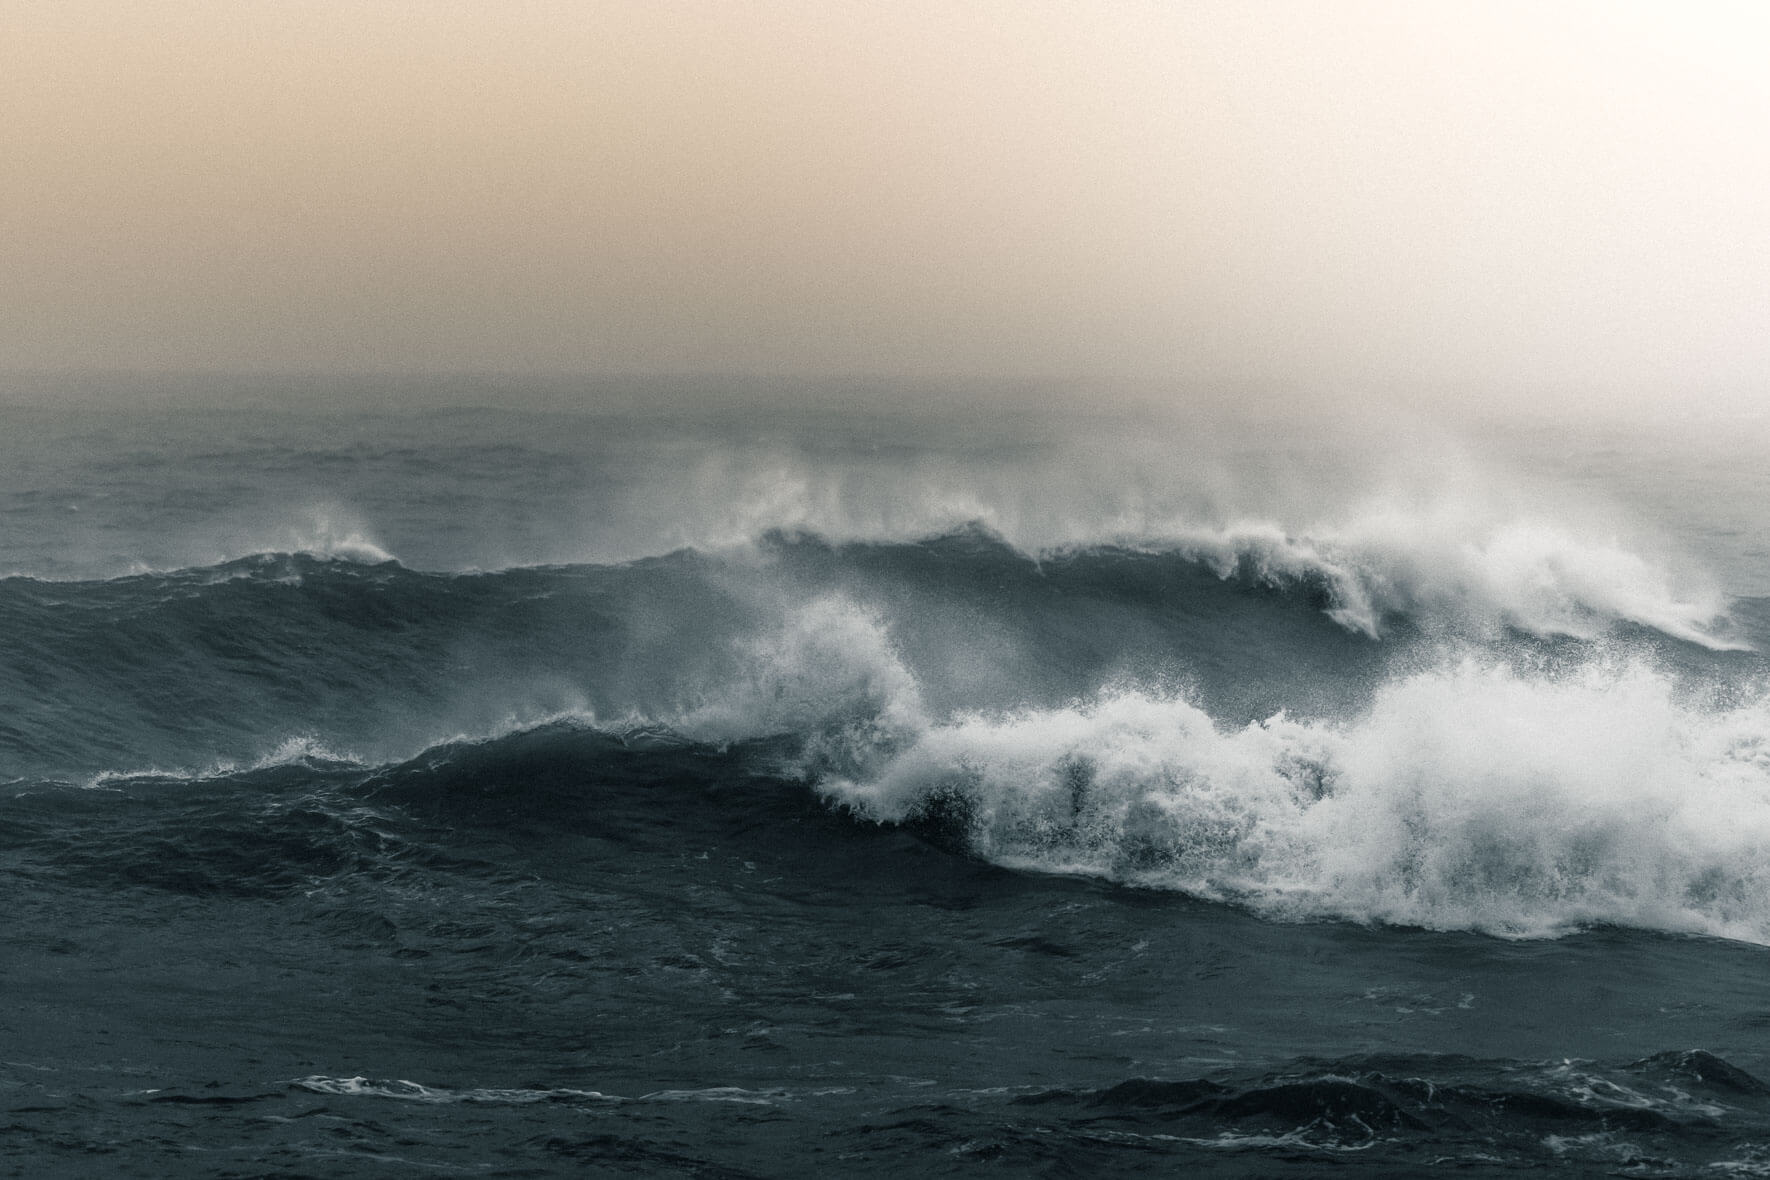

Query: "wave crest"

xmin=679 ymin=596 xmax=928 ymax=771
xmin=1144 ymin=513 xmax=1739 ymax=648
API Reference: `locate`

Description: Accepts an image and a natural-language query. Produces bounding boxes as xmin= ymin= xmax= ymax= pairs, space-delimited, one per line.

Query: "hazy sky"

xmin=5 ymin=1 xmax=1769 ymax=412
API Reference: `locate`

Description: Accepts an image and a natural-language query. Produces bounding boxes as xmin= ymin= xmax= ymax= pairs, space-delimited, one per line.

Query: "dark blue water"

xmin=7 ymin=391 xmax=1770 ymax=1176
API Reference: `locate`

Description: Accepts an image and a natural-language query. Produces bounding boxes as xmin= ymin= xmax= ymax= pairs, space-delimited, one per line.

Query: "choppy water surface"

xmin=6 ymin=388 xmax=1770 ymax=1176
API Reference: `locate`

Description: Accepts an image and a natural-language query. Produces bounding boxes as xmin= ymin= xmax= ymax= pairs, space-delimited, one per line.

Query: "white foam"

xmin=246 ymin=735 xmax=363 ymax=769
xmin=822 ymin=658 xmax=1770 ymax=944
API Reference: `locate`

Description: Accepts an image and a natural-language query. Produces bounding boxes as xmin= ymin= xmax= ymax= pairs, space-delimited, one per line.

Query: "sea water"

xmin=6 ymin=381 xmax=1770 ymax=1176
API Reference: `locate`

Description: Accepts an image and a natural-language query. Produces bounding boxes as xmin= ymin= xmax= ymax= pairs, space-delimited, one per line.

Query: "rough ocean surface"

xmin=7 ymin=390 xmax=1770 ymax=1177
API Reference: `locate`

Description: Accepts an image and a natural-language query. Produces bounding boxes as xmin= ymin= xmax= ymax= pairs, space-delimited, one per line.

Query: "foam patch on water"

xmin=295 ymin=1076 xmax=617 ymax=1104
xmin=293 ymin=1075 xmax=788 ymax=1107
xmin=818 ymin=652 xmax=1770 ymax=943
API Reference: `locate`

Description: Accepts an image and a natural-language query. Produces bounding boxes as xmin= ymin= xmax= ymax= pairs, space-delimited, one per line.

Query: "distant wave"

xmin=5 ymin=509 xmax=1742 ymax=646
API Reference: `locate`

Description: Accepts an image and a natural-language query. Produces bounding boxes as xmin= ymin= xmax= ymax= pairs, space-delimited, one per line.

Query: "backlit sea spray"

xmin=8 ymin=394 xmax=1770 ymax=1176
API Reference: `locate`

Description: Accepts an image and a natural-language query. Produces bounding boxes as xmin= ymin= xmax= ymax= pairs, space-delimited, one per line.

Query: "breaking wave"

xmin=6 ymin=523 xmax=1769 ymax=943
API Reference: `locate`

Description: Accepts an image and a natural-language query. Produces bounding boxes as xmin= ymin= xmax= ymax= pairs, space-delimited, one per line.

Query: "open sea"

xmin=7 ymin=382 xmax=1770 ymax=1177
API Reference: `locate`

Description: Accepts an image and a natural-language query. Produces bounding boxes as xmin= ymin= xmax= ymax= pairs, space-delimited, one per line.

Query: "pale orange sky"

xmin=4 ymin=1 xmax=1769 ymax=413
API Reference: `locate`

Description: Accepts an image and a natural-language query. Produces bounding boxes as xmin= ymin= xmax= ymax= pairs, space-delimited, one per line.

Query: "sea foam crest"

xmin=1150 ymin=512 xmax=1738 ymax=648
xmin=679 ymin=595 xmax=928 ymax=769
xmin=751 ymin=604 xmax=1770 ymax=941
xmin=685 ymin=447 xmax=1734 ymax=647
xmin=264 ymin=512 xmax=396 ymax=564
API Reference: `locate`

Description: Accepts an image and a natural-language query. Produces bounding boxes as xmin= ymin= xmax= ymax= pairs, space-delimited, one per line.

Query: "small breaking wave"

xmin=198 ymin=511 xmax=398 ymax=569
xmin=83 ymin=736 xmax=366 ymax=790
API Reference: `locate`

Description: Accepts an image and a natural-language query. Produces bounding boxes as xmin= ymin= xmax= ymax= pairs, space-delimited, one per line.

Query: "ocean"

xmin=6 ymin=384 xmax=1770 ymax=1177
